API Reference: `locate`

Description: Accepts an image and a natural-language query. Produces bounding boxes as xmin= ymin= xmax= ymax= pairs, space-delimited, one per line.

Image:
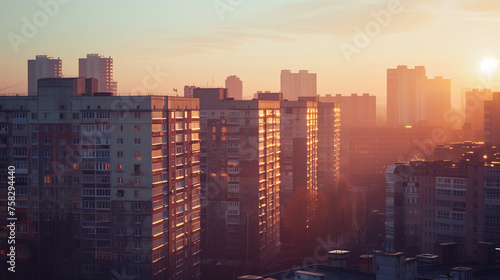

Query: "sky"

xmin=1 ymin=0 xmax=500 ymax=119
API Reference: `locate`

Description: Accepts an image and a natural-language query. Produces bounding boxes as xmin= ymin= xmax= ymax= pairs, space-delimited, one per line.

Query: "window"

xmin=118 ymin=125 xmax=124 ymax=131
xmin=117 ymin=151 xmax=123 ymax=157
xmin=44 ymin=176 xmax=52 ymax=184
xmin=44 ymin=151 xmax=50 ymax=158
xmin=134 ymin=125 xmax=141 ymax=132
xmin=117 ymin=138 xmax=123 ymax=144
xmin=31 ymin=124 xmax=38 ymax=131
xmin=44 ymin=138 xmax=50 ymax=145
xmin=134 ymin=165 xmax=141 ymax=172
xmin=117 ymin=177 xmax=123 ymax=184
xmin=134 ymin=203 xmax=141 ymax=210
xmin=117 ymin=190 xmax=124 ymax=197
xmin=72 ymin=125 xmax=79 ymax=132
xmin=134 ymin=112 xmax=141 ymax=118
xmin=135 ymin=228 xmax=141 ymax=236
xmin=72 ymin=138 xmax=79 ymax=145
xmin=134 ymin=138 xmax=141 ymax=145
xmin=73 ymin=176 xmax=80 ymax=183
xmin=117 ymin=164 xmax=123 ymax=171
xmin=44 ymin=125 xmax=50 ymax=132
xmin=59 ymin=125 xmax=66 ymax=132
xmin=134 ymin=190 xmax=141 ymax=197
xmin=134 ymin=151 xmax=141 ymax=158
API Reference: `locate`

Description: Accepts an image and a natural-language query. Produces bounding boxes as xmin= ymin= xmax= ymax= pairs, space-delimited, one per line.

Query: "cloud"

xmin=224 ymin=0 xmax=440 ymax=39
xmin=452 ymin=0 xmax=500 ymax=13
xmin=131 ymin=0 xmax=499 ymax=58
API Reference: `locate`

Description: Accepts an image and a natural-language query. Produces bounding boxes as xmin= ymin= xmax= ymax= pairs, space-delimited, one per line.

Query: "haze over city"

xmin=1 ymin=1 xmax=500 ymax=280
xmin=2 ymin=0 xmax=500 ymax=112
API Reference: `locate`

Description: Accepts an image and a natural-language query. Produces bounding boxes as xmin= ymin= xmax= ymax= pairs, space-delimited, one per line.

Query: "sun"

xmin=480 ymin=58 xmax=498 ymax=75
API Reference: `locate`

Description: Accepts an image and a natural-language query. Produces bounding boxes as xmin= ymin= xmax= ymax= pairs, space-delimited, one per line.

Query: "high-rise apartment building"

xmin=279 ymin=99 xmax=318 ymax=242
xmin=387 ymin=65 xmax=427 ymax=127
xmin=27 ymin=55 xmax=62 ymax=95
xmin=464 ymin=88 xmax=493 ymax=133
xmin=225 ymin=75 xmax=243 ymax=100
xmin=387 ymin=66 xmax=451 ymax=127
xmin=184 ymin=85 xmax=196 ymax=98
xmin=193 ymin=88 xmax=281 ymax=276
xmin=280 ymin=70 xmax=317 ymax=101
xmin=386 ymin=156 xmax=500 ymax=261
xmin=0 ymin=78 xmax=201 ymax=280
xmin=484 ymin=92 xmax=500 ymax=146
xmin=317 ymin=102 xmax=340 ymax=192
xmin=79 ymin=54 xmax=117 ymax=93
xmin=425 ymin=76 xmax=451 ymax=127
xmin=320 ymin=93 xmax=375 ymax=178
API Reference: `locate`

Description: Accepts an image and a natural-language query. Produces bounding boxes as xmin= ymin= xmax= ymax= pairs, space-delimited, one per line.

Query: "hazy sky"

xmin=1 ymin=0 xmax=500 ymax=115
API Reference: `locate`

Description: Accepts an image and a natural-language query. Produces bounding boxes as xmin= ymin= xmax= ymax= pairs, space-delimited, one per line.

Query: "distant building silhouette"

xmin=387 ymin=65 xmax=427 ymax=127
xmin=184 ymin=85 xmax=196 ymax=97
xmin=484 ymin=91 xmax=500 ymax=146
xmin=27 ymin=55 xmax=62 ymax=95
xmin=321 ymin=94 xmax=376 ymax=128
xmin=463 ymin=89 xmax=492 ymax=134
xmin=426 ymin=76 xmax=451 ymax=127
xmin=225 ymin=75 xmax=243 ymax=100
xmin=280 ymin=70 xmax=317 ymax=101
xmin=78 ymin=54 xmax=117 ymax=93
xmin=387 ymin=66 xmax=451 ymax=127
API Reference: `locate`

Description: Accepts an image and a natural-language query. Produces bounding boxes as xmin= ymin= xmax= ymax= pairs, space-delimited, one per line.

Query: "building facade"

xmin=280 ymin=70 xmax=317 ymax=101
xmin=464 ymin=88 xmax=492 ymax=133
xmin=184 ymin=85 xmax=196 ymax=98
xmin=484 ymin=92 xmax=500 ymax=146
xmin=79 ymin=54 xmax=118 ymax=93
xmin=317 ymin=102 xmax=340 ymax=192
xmin=27 ymin=55 xmax=62 ymax=95
xmin=387 ymin=66 xmax=451 ymax=128
xmin=386 ymin=157 xmax=500 ymax=261
xmin=279 ymin=100 xmax=318 ymax=242
xmin=194 ymin=88 xmax=281 ymax=275
xmin=225 ymin=75 xmax=243 ymax=100
xmin=0 ymin=78 xmax=201 ymax=280
xmin=320 ymin=93 xmax=375 ymax=179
